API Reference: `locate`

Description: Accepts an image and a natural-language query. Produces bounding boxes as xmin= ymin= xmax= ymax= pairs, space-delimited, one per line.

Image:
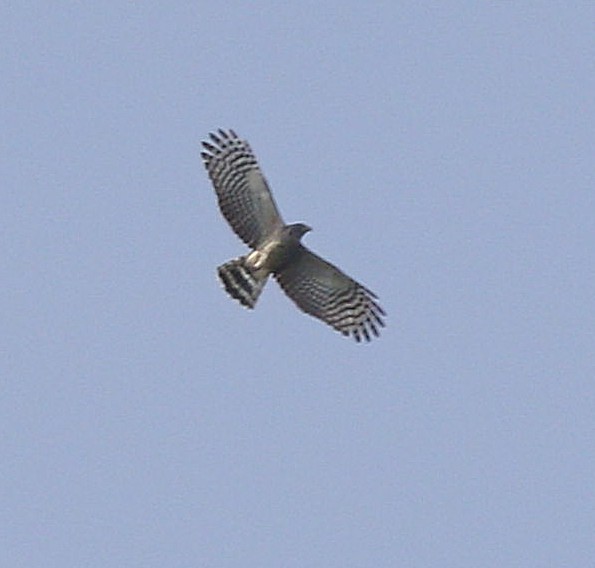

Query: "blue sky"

xmin=2 ymin=3 xmax=594 ymax=566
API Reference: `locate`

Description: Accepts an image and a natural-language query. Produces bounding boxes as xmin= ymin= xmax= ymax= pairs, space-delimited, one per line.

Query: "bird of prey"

xmin=201 ymin=129 xmax=385 ymax=342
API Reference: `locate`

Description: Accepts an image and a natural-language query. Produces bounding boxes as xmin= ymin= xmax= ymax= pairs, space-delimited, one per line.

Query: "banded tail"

xmin=217 ymin=257 xmax=268 ymax=309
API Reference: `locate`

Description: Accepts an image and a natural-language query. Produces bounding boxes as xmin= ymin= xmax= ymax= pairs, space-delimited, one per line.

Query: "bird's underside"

xmin=201 ymin=128 xmax=385 ymax=342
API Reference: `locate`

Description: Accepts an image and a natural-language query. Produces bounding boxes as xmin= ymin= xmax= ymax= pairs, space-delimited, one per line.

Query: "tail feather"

xmin=217 ymin=257 xmax=268 ymax=309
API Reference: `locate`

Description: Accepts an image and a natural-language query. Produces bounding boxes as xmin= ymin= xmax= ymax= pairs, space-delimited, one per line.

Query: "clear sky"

xmin=2 ymin=3 xmax=594 ymax=567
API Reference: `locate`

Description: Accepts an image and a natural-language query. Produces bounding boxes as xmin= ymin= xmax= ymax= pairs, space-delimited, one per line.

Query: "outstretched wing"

xmin=201 ymin=129 xmax=285 ymax=248
xmin=275 ymin=246 xmax=386 ymax=342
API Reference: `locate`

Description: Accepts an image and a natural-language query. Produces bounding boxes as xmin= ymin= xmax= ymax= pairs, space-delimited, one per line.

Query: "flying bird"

xmin=201 ymin=129 xmax=385 ymax=342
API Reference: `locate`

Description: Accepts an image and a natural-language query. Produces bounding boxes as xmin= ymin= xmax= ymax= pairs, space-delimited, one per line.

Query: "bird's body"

xmin=201 ymin=129 xmax=385 ymax=342
xmin=217 ymin=223 xmax=309 ymax=309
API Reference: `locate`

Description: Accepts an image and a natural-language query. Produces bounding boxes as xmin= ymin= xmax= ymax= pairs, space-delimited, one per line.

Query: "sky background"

xmin=2 ymin=3 xmax=594 ymax=567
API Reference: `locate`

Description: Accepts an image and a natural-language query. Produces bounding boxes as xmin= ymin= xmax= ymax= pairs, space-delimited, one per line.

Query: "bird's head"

xmin=287 ymin=222 xmax=312 ymax=241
